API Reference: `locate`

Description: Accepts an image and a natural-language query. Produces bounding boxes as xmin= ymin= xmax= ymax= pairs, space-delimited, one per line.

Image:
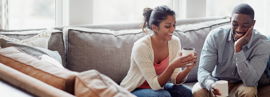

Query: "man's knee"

xmin=234 ymin=84 xmax=257 ymax=97
xmin=192 ymin=82 xmax=210 ymax=97
xmin=258 ymin=85 xmax=270 ymax=97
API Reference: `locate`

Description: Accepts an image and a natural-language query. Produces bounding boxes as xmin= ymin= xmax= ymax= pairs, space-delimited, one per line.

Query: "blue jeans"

xmin=132 ymin=83 xmax=192 ymax=97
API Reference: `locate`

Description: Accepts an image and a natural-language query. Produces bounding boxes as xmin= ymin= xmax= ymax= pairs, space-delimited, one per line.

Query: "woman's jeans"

xmin=132 ymin=83 xmax=192 ymax=97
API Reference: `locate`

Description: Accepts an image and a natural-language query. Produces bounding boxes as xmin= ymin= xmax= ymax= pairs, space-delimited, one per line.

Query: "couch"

xmin=2 ymin=16 xmax=266 ymax=97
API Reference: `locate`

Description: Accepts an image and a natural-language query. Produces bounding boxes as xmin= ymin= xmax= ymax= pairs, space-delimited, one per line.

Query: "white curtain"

xmin=0 ymin=0 xmax=8 ymax=29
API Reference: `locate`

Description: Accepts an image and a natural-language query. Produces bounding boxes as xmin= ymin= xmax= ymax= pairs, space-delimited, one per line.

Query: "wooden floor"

xmin=0 ymin=79 xmax=33 ymax=97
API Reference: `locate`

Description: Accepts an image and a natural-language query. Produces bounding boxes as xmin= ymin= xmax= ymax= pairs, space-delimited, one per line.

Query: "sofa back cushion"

xmin=0 ymin=30 xmax=66 ymax=67
xmin=0 ymin=47 xmax=78 ymax=94
xmin=174 ymin=19 xmax=230 ymax=82
xmin=64 ymin=18 xmax=230 ymax=84
xmin=64 ymin=28 xmax=145 ymax=84
xmin=54 ymin=16 xmax=229 ymax=31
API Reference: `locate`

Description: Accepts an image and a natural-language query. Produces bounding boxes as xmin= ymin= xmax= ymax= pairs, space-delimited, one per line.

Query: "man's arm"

xmin=198 ymin=30 xmax=218 ymax=91
xmin=234 ymin=27 xmax=270 ymax=86
xmin=236 ymin=45 xmax=270 ymax=86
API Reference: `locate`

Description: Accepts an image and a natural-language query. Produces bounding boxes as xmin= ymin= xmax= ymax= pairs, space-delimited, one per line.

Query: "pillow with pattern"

xmin=0 ymin=31 xmax=51 ymax=49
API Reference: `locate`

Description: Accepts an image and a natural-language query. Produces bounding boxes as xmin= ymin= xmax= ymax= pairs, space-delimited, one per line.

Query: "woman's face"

xmin=154 ymin=15 xmax=176 ymax=41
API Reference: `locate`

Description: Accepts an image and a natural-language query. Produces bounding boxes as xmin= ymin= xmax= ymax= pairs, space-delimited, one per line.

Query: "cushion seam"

xmin=181 ymin=21 xmax=230 ymax=33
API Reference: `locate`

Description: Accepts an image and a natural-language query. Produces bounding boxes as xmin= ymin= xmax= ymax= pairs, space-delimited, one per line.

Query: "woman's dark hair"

xmin=141 ymin=5 xmax=175 ymax=33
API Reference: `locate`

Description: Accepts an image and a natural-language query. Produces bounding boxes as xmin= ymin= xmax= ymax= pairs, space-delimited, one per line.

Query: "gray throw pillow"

xmin=0 ymin=39 xmax=62 ymax=64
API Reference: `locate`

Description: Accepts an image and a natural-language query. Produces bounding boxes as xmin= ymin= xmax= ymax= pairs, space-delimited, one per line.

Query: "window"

xmin=8 ymin=0 xmax=55 ymax=29
xmin=93 ymin=0 xmax=173 ymax=24
xmin=206 ymin=0 xmax=270 ymax=35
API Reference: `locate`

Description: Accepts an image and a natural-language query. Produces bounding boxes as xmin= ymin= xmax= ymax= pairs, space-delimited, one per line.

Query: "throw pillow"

xmin=0 ymin=47 xmax=78 ymax=94
xmin=40 ymin=54 xmax=64 ymax=68
xmin=75 ymin=69 xmax=136 ymax=97
xmin=0 ymin=31 xmax=51 ymax=49
xmin=0 ymin=39 xmax=62 ymax=64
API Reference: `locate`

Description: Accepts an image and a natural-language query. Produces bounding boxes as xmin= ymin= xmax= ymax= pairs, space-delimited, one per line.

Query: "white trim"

xmin=55 ymin=0 xmax=69 ymax=26
xmin=174 ymin=0 xmax=186 ymax=19
xmin=1 ymin=0 xmax=8 ymax=29
xmin=0 ymin=0 xmax=2 ymax=29
xmin=172 ymin=0 xmax=179 ymax=19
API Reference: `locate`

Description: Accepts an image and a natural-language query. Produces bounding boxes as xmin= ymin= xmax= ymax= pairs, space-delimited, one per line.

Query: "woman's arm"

xmin=175 ymin=52 xmax=197 ymax=84
xmin=175 ymin=67 xmax=191 ymax=84
xmin=157 ymin=54 xmax=195 ymax=87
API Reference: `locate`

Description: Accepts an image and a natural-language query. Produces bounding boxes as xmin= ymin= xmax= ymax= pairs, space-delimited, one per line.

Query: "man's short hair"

xmin=232 ymin=3 xmax=254 ymax=20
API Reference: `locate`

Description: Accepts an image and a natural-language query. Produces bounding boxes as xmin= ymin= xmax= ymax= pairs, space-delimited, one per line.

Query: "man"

xmin=192 ymin=3 xmax=270 ymax=97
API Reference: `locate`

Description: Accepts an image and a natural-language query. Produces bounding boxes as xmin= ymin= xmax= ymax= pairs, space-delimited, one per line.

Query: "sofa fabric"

xmin=0 ymin=30 xmax=66 ymax=67
xmin=173 ymin=19 xmax=230 ymax=82
xmin=63 ymin=18 xmax=230 ymax=84
xmin=0 ymin=63 xmax=75 ymax=97
xmin=0 ymin=16 xmax=236 ymax=96
xmin=64 ymin=28 xmax=146 ymax=84
xmin=75 ymin=69 xmax=136 ymax=97
xmin=0 ymin=47 xmax=78 ymax=94
xmin=48 ymin=31 xmax=66 ymax=67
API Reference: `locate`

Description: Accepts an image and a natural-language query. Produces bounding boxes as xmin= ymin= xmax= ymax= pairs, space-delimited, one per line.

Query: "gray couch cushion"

xmin=64 ymin=27 xmax=145 ymax=84
xmin=174 ymin=19 xmax=230 ymax=82
xmin=54 ymin=16 xmax=229 ymax=31
xmin=0 ymin=30 xmax=66 ymax=67
xmin=48 ymin=31 xmax=66 ymax=67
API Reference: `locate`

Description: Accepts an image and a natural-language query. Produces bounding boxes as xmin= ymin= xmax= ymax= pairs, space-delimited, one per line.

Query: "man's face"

xmin=230 ymin=14 xmax=254 ymax=41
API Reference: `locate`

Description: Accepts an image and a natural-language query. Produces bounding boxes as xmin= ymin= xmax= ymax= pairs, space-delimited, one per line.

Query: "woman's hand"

xmin=186 ymin=52 xmax=197 ymax=70
xmin=171 ymin=52 xmax=197 ymax=69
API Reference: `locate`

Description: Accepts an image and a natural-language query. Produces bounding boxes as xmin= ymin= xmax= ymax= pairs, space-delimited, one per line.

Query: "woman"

xmin=120 ymin=5 xmax=197 ymax=97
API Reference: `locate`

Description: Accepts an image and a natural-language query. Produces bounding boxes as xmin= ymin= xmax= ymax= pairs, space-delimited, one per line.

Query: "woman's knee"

xmin=132 ymin=88 xmax=171 ymax=97
xmin=164 ymin=83 xmax=192 ymax=97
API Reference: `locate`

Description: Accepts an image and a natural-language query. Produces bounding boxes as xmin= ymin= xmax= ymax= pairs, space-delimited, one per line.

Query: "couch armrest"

xmin=0 ymin=63 xmax=75 ymax=97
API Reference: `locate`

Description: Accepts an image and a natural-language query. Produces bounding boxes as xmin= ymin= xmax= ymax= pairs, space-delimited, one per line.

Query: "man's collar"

xmin=246 ymin=30 xmax=254 ymax=48
xmin=228 ymin=29 xmax=234 ymax=42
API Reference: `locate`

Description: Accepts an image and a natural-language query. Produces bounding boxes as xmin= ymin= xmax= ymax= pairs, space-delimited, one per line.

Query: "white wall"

xmin=69 ymin=0 xmax=93 ymax=25
xmin=186 ymin=0 xmax=206 ymax=18
xmin=64 ymin=0 xmax=206 ymax=25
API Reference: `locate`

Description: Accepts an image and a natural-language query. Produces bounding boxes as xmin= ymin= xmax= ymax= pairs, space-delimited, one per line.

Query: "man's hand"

xmin=234 ymin=26 xmax=253 ymax=52
xmin=211 ymin=83 xmax=221 ymax=97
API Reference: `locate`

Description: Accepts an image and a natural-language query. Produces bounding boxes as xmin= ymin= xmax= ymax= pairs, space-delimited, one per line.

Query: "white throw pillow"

xmin=0 ymin=31 xmax=51 ymax=49
xmin=40 ymin=54 xmax=64 ymax=68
